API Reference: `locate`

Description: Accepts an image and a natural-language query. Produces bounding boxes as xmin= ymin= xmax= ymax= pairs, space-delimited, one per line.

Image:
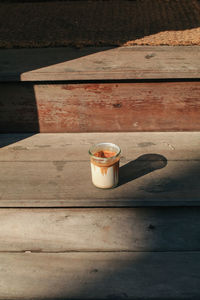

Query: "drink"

xmin=89 ymin=143 xmax=121 ymax=189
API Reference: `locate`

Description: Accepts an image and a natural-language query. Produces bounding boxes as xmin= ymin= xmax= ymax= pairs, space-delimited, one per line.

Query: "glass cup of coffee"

xmin=89 ymin=143 xmax=121 ymax=189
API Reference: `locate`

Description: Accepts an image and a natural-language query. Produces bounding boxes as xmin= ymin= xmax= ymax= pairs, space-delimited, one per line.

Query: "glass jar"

xmin=89 ymin=143 xmax=121 ymax=189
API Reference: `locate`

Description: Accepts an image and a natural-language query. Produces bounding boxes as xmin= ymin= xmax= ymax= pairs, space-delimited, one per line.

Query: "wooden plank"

xmin=0 ymin=252 xmax=200 ymax=299
xmin=0 ymin=132 xmax=199 ymax=207
xmin=1 ymin=132 xmax=200 ymax=161
xmin=0 ymin=159 xmax=200 ymax=207
xmin=1 ymin=82 xmax=200 ymax=132
xmin=0 ymin=46 xmax=200 ymax=81
xmin=0 ymin=207 xmax=200 ymax=252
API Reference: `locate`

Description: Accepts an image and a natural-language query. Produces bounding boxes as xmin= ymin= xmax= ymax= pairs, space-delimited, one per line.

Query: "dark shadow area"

xmin=108 ymin=155 xmax=200 ymax=205
xmin=0 ymin=133 xmax=35 ymax=148
xmin=119 ymin=154 xmax=167 ymax=186
xmin=0 ymin=82 xmax=39 ymax=131
xmin=142 ymin=161 xmax=200 ymax=196
xmin=0 ymin=47 xmax=113 ymax=77
xmin=0 ymin=81 xmax=40 ymax=146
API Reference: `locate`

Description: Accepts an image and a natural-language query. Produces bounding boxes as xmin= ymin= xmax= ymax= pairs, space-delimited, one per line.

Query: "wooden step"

xmin=0 ymin=207 xmax=200 ymax=252
xmin=0 ymin=132 xmax=199 ymax=207
xmin=0 ymin=132 xmax=200 ymax=299
xmin=0 ymin=252 xmax=200 ymax=300
xmin=1 ymin=46 xmax=200 ymax=133
xmin=1 ymin=45 xmax=199 ymax=299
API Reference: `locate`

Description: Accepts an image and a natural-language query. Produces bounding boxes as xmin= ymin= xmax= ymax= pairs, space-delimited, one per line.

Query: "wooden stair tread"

xmin=0 ymin=132 xmax=199 ymax=207
xmin=0 ymin=252 xmax=200 ymax=299
xmin=0 ymin=207 xmax=200 ymax=252
xmin=1 ymin=46 xmax=200 ymax=81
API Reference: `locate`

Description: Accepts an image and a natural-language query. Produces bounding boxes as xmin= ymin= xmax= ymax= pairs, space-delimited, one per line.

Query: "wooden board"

xmin=1 ymin=82 xmax=200 ymax=132
xmin=1 ymin=160 xmax=200 ymax=207
xmin=0 ymin=252 xmax=200 ymax=299
xmin=1 ymin=132 xmax=200 ymax=161
xmin=0 ymin=46 xmax=200 ymax=81
xmin=0 ymin=132 xmax=200 ymax=207
xmin=0 ymin=207 xmax=200 ymax=252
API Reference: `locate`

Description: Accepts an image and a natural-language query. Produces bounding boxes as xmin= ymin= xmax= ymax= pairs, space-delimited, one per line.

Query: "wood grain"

xmin=0 ymin=207 xmax=200 ymax=251
xmin=0 ymin=132 xmax=199 ymax=207
xmin=0 ymin=252 xmax=200 ymax=299
xmin=1 ymin=46 xmax=200 ymax=81
xmin=1 ymin=82 xmax=200 ymax=132
xmin=0 ymin=160 xmax=199 ymax=207
xmin=1 ymin=132 xmax=200 ymax=161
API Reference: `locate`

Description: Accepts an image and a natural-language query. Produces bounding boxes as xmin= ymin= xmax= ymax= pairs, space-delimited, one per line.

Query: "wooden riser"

xmin=1 ymin=81 xmax=200 ymax=133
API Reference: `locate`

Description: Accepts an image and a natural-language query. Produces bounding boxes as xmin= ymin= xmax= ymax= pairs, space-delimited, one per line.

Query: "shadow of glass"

xmin=119 ymin=154 xmax=167 ymax=186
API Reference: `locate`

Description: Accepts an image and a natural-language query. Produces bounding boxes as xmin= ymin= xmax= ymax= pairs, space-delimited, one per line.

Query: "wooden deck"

xmin=0 ymin=45 xmax=200 ymax=299
xmin=0 ymin=132 xmax=200 ymax=299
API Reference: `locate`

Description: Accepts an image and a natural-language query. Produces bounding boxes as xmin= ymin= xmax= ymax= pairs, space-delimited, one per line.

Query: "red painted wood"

xmin=0 ymin=82 xmax=200 ymax=132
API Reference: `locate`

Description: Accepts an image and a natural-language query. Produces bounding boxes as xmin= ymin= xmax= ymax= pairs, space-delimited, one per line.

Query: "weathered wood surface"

xmin=1 ymin=132 xmax=200 ymax=161
xmin=1 ymin=82 xmax=200 ymax=132
xmin=0 ymin=160 xmax=200 ymax=207
xmin=0 ymin=132 xmax=199 ymax=207
xmin=0 ymin=207 xmax=200 ymax=252
xmin=0 ymin=252 xmax=200 ymax=299
xmin=0 ymin=46 xmax=200 ymax=81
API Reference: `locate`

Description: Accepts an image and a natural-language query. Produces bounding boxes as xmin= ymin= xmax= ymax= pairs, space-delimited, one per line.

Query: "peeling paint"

xmin=133 ymin=122 xmax=139 ymax=127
